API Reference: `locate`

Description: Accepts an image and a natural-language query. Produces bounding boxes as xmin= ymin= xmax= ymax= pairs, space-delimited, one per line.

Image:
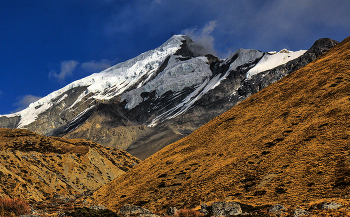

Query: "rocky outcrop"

xmin=321 ymin=202 xmax=343 ymax=210
xmin=269 ymin=204 xmax=287 ymax=215
xmin=118 ymin=204 xmax=159 ymax=217
xmin=199 ymin=204 xmax=209 ymax=215
xmin=23 ymin=199 xmax=350 ymax=216
xmin=293 ymin=208 xmax=309 ymax=217
xmin=167 ymin=207 xmax=179 ymax=216
xmin=211 ymin=201 xmax=242 ymax=216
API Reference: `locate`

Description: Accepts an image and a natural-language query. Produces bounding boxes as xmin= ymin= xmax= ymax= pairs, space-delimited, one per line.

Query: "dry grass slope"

xmin=0 ymin=128 xmax=140 ymax=203
xmin=93 ymin=36 xmax=350 ymax=213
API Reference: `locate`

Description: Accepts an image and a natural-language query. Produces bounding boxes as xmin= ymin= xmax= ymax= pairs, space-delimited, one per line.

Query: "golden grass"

xmin=0 ymin=128 xmax=90 ymax=154
xmin=0 ymin=128 xmax=140 ymax=203
xmin=93 ymin=36 xmax=350 ymax=213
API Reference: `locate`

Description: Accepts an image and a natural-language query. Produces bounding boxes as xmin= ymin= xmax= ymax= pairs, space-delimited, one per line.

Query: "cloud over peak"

xmin=14 ymin=95 xmax=42 ymax=113
xmin=49 ymin=59 xmax=115 ymax=83
xmin=183 ymin=21 xmax=217 ymax=56
xmin=81 ymin=59 xmax=114 ymax=73
xmin=49 ymin=60 xmax=79 ymax=82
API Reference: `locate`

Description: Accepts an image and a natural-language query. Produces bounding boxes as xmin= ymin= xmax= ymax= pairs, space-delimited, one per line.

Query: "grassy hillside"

xmin=0 ymin=128 xmax=140 ymax=203
xmin=94 ymin=36 xmax=350 ymax=213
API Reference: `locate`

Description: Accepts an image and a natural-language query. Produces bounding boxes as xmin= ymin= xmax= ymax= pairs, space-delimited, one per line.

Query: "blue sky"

xmin=0 ymin=0 xmax=349 ymax=115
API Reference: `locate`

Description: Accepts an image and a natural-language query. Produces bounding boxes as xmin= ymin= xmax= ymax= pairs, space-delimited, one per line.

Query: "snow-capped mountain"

xmin=0 ymin=35 xmax=338 ymax=159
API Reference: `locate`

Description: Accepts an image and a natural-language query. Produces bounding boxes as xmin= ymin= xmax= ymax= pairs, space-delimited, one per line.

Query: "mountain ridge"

xmin=0 ymin=36 xmax=338 ymax=159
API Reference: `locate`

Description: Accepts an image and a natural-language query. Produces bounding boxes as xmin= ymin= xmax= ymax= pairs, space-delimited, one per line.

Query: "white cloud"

xmin=182 ymin=21 xmax=217 ymax=56
xmin=14 ymin=95 xmax=42 ymax=112
xmin=81 ymin=59 xmax=114 ymax=73
xmin=49 ymin=59 xmax=116 ymax=83
xmin=49 ymin=60 xmax=79 ymax=82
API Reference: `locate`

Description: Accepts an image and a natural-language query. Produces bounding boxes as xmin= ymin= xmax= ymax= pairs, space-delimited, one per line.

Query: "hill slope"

xmin=93 ymin=36 xmax=350 ymax=212
xmin=0 ymin=128 xmax=139 ymax=202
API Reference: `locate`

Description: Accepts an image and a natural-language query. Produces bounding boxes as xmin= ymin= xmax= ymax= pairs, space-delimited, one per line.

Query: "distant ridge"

xmin=93 ymin=36 xmax=350 ymax=212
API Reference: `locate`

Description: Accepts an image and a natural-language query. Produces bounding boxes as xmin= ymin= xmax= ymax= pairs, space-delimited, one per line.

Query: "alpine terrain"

xmin=0 ymin=35 xmax=338 ymax=159
xmin=93 ymin=36 xmax=350 ymax=215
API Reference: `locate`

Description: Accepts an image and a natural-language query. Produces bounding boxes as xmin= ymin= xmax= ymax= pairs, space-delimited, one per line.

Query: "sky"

xmin=0 ymin=0 xmax=349 ymax=115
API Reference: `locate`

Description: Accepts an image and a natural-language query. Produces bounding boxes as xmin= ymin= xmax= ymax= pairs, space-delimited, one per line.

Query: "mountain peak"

xmin=278 ymin=48 xmax=290 ymax=53
xmin=307 ymin=38 xmax=339 ymax=57
xmin=157 ymin=34 xmax=188 ymax=52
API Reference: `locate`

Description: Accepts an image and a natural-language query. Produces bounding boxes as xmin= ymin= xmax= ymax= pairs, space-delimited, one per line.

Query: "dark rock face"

xmin=0 ymin=115 xmax=20 ymax=128
xmin=199 ymin=204 xmax=209 ymax=215
xmin=0 ymin=37 xmax=339 ymax=160
xmin=167 ymin=207 xmax=178 ymax=216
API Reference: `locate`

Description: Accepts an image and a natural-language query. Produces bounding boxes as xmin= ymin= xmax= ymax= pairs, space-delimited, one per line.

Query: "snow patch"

xmin=17 ymin=100 xmax=53 ymax=128
xmin=246 ymin=49 xmax=306 ymax=79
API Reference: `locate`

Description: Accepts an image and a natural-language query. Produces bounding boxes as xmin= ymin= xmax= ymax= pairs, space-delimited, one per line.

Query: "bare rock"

xmin=199 ymin=203 xmax=209 ymax=215
xmin=293 ymin=208 xmax=309 ymax=217
xmin=211 ymin=201 xmax=242 ymax=216
xmin=322 ymin=202 xmax=342 ymax=210
xmin=269 ymin=204 xmax=288 ymax=216
xmin=269 ymin=204 xmax=287 ymax=213
xmin=89 ymin=205 xmax=106 ymax=210
xmin=139 ymin=214 xmax=160 ymax=217
xmin=18 ymin=215 xmax=41 ymax=217
xmin=119 ymin=204 xmax=152 ymax=215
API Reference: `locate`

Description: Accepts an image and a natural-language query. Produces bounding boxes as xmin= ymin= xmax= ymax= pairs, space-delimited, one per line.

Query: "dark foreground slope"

xmin=93 ymin=36 xmax=350 ymax=212
xmin=0 ymin=128 xmax=139 ymax=202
